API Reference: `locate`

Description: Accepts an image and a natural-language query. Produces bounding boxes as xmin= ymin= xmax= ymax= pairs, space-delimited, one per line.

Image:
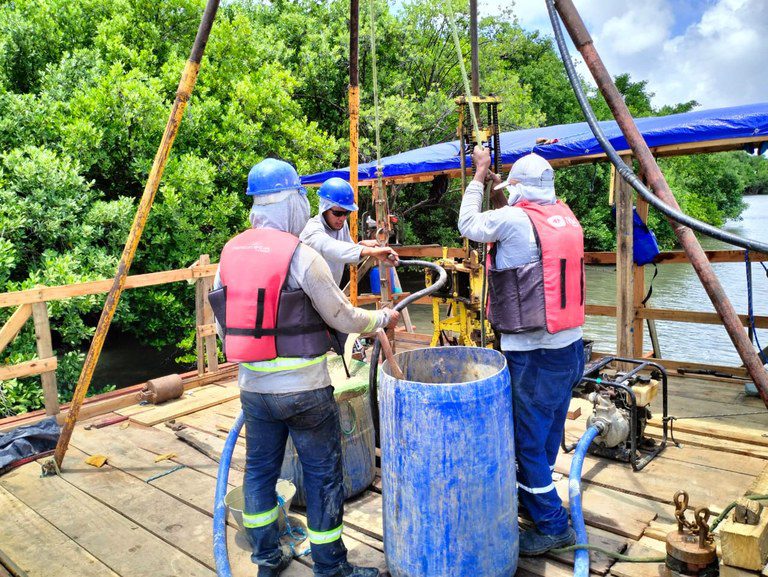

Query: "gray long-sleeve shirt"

xmin=214 ymin=242 xmax=389 ymax=393
xmin=458 ymin=180 xmax=582 ymax=351
xmin=300 ymin=215 xmax=363 ymax=285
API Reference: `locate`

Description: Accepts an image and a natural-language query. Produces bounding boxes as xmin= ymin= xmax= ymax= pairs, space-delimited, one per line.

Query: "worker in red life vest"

xmin=300 ymin=177 xmax=398 ymax=287
xmin=211 ymin=159 xmax=398 ymax=577
xmin=458 ymin=146 xmax=585 ymax=556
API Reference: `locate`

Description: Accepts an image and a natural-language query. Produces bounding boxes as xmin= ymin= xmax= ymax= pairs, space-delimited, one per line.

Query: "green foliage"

xmin=0 ymin=378 xmax=44 ymax=416
xmin=0 ymin=0 xmax=760 ymax=416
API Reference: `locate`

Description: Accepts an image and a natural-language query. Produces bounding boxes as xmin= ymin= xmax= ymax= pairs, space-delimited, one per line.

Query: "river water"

xmin=402 ymin=195 xmax=768 ymax=367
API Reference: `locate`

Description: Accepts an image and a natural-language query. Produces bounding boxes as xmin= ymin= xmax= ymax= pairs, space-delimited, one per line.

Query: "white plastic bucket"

xmin=225 ymin=479 xmax=297 ymax=534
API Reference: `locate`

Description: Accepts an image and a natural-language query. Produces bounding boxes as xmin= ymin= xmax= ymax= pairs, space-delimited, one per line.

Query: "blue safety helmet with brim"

xmin=246 ymin=158 xmax=306 ymax=196
xmin=318 ymin=177 xmax=358 ymax=212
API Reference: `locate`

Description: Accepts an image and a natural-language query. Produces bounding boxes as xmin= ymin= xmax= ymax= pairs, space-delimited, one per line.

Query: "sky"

xmin=478 ymin=0 xmax=767 ymax=110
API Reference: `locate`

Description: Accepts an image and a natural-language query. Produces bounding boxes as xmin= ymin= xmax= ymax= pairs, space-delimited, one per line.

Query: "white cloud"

xmin=480 ymin=0 xmax=767 ymax=110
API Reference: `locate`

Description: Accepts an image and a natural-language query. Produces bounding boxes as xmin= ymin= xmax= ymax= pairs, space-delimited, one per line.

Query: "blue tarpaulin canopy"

xmin=302 ymin=103 xmax=768 ymax=185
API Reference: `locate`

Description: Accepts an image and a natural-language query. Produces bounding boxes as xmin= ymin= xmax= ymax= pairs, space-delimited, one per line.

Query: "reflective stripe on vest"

xmin=518 ymin=200 xmax=585 ymax=333
xmin=242 ymin=505 xmax=279 ymax=528
xmin=307 ymin=524 xmax=343 ymax=545
xmin=243 ymin=355 xmax=326 ymax=373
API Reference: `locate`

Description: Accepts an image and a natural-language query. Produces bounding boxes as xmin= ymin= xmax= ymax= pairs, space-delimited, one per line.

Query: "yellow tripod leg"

xmin=430 ymin=299 xmax=441 ymax=347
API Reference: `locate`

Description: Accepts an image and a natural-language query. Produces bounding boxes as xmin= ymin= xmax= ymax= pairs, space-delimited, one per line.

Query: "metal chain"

xmin=673 ymin=490 xmax=713 ymax=545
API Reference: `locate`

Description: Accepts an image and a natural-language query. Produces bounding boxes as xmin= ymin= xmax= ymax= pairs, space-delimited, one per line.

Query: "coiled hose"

xmin=214 ymin=410 xmax=244 ymax=577
xmin=544 ymin=0 xmax=768 ymax=254
xmin=569 ymin=423 xmax=603 ymax=577
xmin=368 ymin=260 xmax=449 ymax=435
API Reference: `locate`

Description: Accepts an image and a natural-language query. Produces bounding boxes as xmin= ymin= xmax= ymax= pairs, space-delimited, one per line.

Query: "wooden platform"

xmin=1 ymin=355 xmax=767 ymax=577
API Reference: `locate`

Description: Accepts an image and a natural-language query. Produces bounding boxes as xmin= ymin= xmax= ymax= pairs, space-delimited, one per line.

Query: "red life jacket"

xmin=211 ymin=228 xmax=331 ymax=363
xmin=488 ymin=200 xmax=585 ymax=334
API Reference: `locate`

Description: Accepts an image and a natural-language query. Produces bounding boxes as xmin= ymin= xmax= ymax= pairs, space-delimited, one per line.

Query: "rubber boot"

xmin=519 ymin=526 xmax=576 ymax=556
xmin=321 ymin=562 xmax=379 ymax=577
xmin=257 ymin=548 xmax=292 ymax=577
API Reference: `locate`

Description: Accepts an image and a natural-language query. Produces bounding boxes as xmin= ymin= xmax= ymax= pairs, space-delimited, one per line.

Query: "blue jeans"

xmin=504 ymin=339 xmax=584 ymax=535
xmin=240 ymin=386 xmax=347 ymax=576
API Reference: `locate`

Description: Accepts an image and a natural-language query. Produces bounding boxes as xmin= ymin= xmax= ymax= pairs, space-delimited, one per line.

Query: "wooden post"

xmin=632 ymin=196 xmax=649 ymax=357
xmin=199 ymin=255 xmax=218 ymax=372
xmin=31 ymin=301 xmax=58 ymax=415
xmin=195 ymin=256 xmax=207 ymax=376
xmin=373 ymin=180 xmax=394 ymax=349
xmin=615 ymin=156 xmax=634 ymax=362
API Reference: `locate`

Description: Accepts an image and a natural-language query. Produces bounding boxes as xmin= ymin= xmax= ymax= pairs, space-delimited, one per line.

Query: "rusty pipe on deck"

xmin=49 ymin=0 xmax=222 ymax=471
xmin=549 ymin=0 xmax=768 ymax=408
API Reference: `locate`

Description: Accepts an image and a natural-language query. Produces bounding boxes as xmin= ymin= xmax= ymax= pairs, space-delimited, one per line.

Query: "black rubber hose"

xmin=544 ymin=0 xmax=768 ymax=254
xmin=368 ymin=260 xmax=448 ymax=441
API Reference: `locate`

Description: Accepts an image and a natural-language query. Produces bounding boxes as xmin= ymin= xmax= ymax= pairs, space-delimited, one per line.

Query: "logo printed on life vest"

xmin=231 ymin=244 xmax=271 ymax=253
xmin=547 ymin=215 xmax=566 ymax=228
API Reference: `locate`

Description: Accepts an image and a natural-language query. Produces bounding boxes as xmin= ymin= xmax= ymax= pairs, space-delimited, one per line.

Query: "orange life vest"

xmin=488 ymin=200 xmax=585 ymax=334
xmin=211 ymin=228 xmax=331 ymax=363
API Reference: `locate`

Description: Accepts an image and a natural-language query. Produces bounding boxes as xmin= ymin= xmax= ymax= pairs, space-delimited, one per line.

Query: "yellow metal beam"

xmin=50 ymin=0 xmax=222 ymax=471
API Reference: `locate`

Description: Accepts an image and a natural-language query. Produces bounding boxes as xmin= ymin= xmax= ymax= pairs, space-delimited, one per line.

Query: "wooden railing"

xmin=0 ymin=257 xmax=219 ymax=416
xmin=1 ymin=247 xmax=767 ymax=416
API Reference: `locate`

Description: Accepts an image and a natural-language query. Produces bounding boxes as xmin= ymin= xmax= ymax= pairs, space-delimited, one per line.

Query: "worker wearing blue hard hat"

xmin=301 ymin=177 xmax=398 ymax=287
xmin=212 ymin=159 xmax=397 ymax=577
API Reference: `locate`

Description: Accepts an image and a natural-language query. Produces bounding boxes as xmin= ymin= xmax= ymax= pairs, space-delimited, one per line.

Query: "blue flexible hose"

xmin=569 ymin=424 xmax=602 ymax=577
xmin=214 ymin=410 xmax=245 ymax=577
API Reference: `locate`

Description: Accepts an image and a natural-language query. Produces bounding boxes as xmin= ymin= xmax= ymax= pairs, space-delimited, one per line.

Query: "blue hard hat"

xmin=246 ymin=158 xmax=304 ymax=196
xmin=318 ymin=177 xmax=358 ymax=212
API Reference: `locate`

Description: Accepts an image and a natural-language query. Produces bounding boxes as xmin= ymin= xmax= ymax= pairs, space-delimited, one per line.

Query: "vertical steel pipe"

xmin=470 ymin=0 xmax=480 ymax=98
xmin=51 ymin=0 xmax=222 ymax=469
xmin=553 ymin=0 xmax=768 ymax=407
xmin=349 ymin=0 xmax=360 ymax=305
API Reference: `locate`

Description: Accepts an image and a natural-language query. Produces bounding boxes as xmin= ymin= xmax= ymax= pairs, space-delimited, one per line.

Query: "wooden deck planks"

xmin=68 ymin=422 xmax=383 ymax=577
xmin=609 ymin=539 xmax=669 ymax=577
xmin=0 ymin=485 xmax=120 ymax=577
xmin=554 ymin=480 xmax=660 ymax=540
xmin=564 ymin=419 xmax=768 ymax=477
xmin=0 ymin=462 xmax=215 ymax=577
xmin=557 ymin=431 xmax=757 ymax=512
xmin=65 ymin=428 xmax=312 ymax=577
xmin=3 ymin=362 xmax=768 ymax=577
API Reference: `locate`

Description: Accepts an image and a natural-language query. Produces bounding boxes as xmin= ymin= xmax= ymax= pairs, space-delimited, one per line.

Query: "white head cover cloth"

xmin=494 ymin=152 xmax=556 ymax=206
xmin=318 ymin=197 xmax=339 ymax=214
xmin=248 ymin=188 xmax=310 ymax=237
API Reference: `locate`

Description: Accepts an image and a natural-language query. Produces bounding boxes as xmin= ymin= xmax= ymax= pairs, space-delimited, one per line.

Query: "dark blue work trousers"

xmin=240 ymin=386 xmax=347 ymax=576
xmin=504 ymin=339 xmax=584 ymax=535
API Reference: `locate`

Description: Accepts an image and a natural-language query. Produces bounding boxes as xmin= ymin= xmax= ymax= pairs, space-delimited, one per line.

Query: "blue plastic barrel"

xmin=369 ymin=266 xmax=402 ymax=295
xmin=379 ymin=347 xmax=518 ymax=577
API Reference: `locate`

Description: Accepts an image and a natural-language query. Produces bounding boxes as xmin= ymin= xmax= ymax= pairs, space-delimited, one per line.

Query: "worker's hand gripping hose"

xmin=569 ymin=424 xmax=603 ymax=577
xmin=213 ymin=411 xmax=245 ymax=577
xmin=368 ymin=260 xmax=448 ymax=435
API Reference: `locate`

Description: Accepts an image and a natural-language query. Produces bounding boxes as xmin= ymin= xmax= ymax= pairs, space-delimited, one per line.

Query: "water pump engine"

xmin=567 ymin=356 xmax=670 ymax=471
